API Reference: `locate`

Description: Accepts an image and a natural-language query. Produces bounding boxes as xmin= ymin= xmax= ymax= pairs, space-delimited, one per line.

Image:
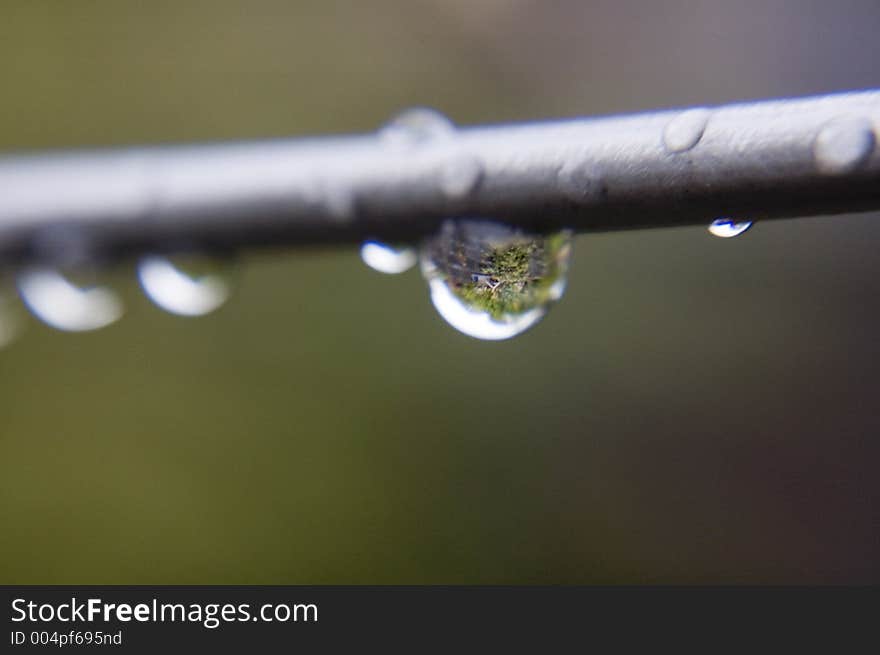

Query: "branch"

xmin=1 ymin=90 xmax=878 ymax=267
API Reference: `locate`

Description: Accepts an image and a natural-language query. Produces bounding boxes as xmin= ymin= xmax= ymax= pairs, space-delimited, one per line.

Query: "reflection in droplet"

xmin=663 ymin=108 xmax=711 ymax=153
xmin=360 ymin=241 xmax=418 ymax=275
xmin=708 ymin=218 xmax=753 ymax=238
xmin=17 ymin=268 xmax=123 ymax=332
xmin=421 ymin=220 xmax=572 ymax=340
xmin=379 ymin=107 xmax=455 ymax=149
xmin=137 ymin=255 xmax=232 ymax=317
xmin=814 ymin=116 xmax=875 ymax=174
xmin=0 ymin=291 xmax=22 ymax=349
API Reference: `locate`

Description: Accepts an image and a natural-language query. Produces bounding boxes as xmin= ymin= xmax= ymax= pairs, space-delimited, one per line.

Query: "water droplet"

xmin=708 ymin=218 xmax=753 ymax=238
xmin=663 ymin=108 xmax=711 ymax=153
xmin=17 ymin=268 xmax=123 ymax=332
xmin=814 ymin=116 xmax=875 ymax=174
xmin=439 ymin=153 xmax=483 ymax=200
xmin=557 ymin=159 xmax=601 ymax=202
xmin=380 ymin=108 xmax=482 ymax=200
xmin=360 ymin=241 xmax=417 ymax=275
xmin=0 ymin=290 xmax=23 ymax=349
xmin=322 ymin=180 xmax=357 ymax=222
xmin=420 ymin=220 xmax=572 ymax=340
xmin=380 ymin=107 xmax=455 ymax=150
xmin=137 ymin=255 xmax=233 ymax=317
xmin=299 ymin=177 xmax=356 ymax=223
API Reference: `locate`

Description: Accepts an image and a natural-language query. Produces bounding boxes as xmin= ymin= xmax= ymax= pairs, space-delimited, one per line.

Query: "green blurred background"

xmin=1 ymin=0 xmax=879 ymax=583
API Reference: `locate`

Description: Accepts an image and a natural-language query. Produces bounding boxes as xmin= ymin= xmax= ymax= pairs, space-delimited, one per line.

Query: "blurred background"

xmin=1 ymin=0 xmax=879 ymax=583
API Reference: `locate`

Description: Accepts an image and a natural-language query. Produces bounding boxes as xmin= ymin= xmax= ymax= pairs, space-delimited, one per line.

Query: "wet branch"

xmin=0 ymin=89 xmax=878 ymax=267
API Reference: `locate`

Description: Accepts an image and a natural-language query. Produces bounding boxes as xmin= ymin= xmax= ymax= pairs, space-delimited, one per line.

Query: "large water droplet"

xmin=421 ymin=220 xmax=572 ymax=340
xmin=137 ymin=255 xmax=232 ymax=317
xmin=17 ymin=268 xmax=123 ymax=332
xmin=814 ymin=116 xmax=875 ymax=174
xmin=663 ymin=108 xmax=710 ymax=153
xmin=360 ymin=241 xmax=417 ymax=275
xmin=708 ymin=218 xmax=753 ymax=238
xmin=380 ymin=107 xmax=455 ymax=149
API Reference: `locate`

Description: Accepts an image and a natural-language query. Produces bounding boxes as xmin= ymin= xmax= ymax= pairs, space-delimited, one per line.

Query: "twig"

xmin=0 ymin=90 xmax=878 ymax=267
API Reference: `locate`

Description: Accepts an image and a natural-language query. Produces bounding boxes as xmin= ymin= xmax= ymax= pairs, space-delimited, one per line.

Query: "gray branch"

xmin=1 ymin=89 xmax=879 ymax=267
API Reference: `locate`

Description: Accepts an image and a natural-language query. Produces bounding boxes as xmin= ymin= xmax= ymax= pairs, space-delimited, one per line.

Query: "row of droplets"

xmin=0 ymin=215 xmax=751 ymax=348
xmin=365 ymin=217 xmax=752 ymax=340
xmin=383 ymin=106 xmax=877 ymax=211
xmin=0 ymin=105 xmax=771 ymax=347
xmin=367 ymin=109 xmax=757 ymax=339
xmin=0 ymin=256 xmax=231 ymax=347
xmin=662 ymin=107 xmax=875 ymax=173
xmin=0 ymin=219 xmax=751 ymax=346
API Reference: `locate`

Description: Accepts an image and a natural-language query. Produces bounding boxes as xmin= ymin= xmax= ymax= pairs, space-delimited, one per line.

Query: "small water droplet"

xmin=708 ymin=218 xmax=753 ymax=238
xmin=137 ymin=255 xmax=233 ymax=317
xmin=0 ymin=290 xmax=23 ymax=349
xmin=324 ymin=181 xmax=357 ymax=222
xmin=663 ymin=108 xmax=711 ymax=153
xmin=439 ymin=153 xmax=483 ymax=200
xmin=380 ymin=107 xmax=455 ymax=149
xmin=300 ymin=178 xmax=357 ymax=223
xmin=360 ymin=241 xmax=418 ymax=275
xmin=420 ymin=220 xmax=571 ymax=340
xmin=17 ymin=268 xmax=123 ymax=332
xmin=557 ymin=159 xmax=601 ymax=202
xmin=814 ymin=116 xmax=875 ymax=174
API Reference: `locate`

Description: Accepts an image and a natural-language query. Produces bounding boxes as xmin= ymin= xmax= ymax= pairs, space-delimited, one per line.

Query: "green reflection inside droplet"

xmin=422 ymin=219 xmax=571 ymax=340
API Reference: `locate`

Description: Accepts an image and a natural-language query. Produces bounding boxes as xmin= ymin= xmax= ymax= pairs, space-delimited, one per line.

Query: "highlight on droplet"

xmin=707 ymin=218 xmax=753 ymax=238
xmin=439 ymin=153 xmax=483 ymax=200
xmin=137 ymin=255 xmax=231 ymax=317
xmin=379 ymin=107 xmax=456 ymax=150
xmin=813 ymin=116 xmax=876 ymax=175
xmin=663 ymin=108 xmax=711 ymax=153
xmin=17 ymin=268 xmax=123 ymax=332
xmin=360 ymin=241 xmax=418 ymax=275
